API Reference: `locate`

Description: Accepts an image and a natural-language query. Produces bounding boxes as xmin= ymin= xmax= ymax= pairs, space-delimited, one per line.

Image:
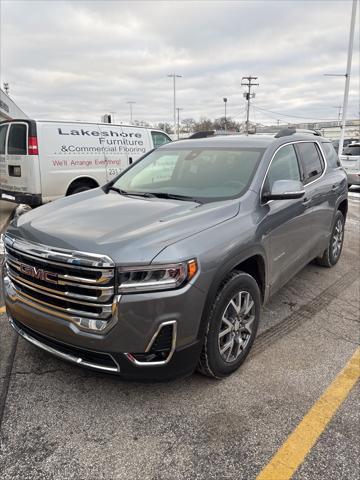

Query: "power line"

xmin=251 ymin=105 xmax=339 ymax=122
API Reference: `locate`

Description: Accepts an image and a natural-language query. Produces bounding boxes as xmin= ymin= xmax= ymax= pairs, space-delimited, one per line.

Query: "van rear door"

xmin=0 ymin=120 xmax=42 ymax=205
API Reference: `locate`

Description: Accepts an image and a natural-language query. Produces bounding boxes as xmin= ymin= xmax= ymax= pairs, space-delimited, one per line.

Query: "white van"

xmin=0 ymin=119 xmax=171 ymax=205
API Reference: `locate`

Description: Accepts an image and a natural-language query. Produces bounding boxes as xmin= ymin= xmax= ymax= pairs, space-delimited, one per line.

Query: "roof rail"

xmin=275 ymin=128 xmax=322 ymax=138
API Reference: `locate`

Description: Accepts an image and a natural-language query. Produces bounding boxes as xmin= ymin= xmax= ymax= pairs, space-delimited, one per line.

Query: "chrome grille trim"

xmin=8 ymin=279 xmax=113 ymax=319
xmin=3 ymin=234 xmax=117 ymax=331
xmin=6 ymin=268 xmax=113 ymax=302
xmin=4 ymin=234 xmax=115 ymax=268
xmin=7 ymin=270 xmax=114 ymax=306
xmin=6 ymin=248 xmax=114 ymax=282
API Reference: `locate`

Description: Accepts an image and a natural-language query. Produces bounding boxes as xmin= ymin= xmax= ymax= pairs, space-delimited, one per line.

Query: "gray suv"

xmin=3 ymin=130 xmax=348 ymax=380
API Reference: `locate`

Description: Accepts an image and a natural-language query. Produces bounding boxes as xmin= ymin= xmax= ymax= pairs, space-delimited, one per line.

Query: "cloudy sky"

xmin=0 ymin=0 xmax=359 ymax=126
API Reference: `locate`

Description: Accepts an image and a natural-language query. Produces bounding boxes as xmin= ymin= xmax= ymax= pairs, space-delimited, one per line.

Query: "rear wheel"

xmin=316 ymin=210 xmax=345 ymax=268
xmin=67 ymin=180 xmax=98 ymax=196
xmin=197 ymin=271 xmax=261 ymax=379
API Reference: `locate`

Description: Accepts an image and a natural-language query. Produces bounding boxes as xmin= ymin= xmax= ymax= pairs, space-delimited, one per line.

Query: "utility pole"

xmin=126 ymin=101 xmax=136 ymax=124
xmin=223 ymin=98 xmax=228 ymax=133
xmin=176 ymin=107 xmax=183 ymax=139
xmin=167 ymin=73 xmax=182 ymax=134
xmin=339 ymin=0 xmax=357 ymax=156
xmin=241 ymin=76 xmax=259 ymax=135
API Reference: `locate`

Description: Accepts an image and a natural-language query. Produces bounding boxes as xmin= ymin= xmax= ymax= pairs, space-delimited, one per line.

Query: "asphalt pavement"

xmin=0 ymin=190 xmax=359 ymax=480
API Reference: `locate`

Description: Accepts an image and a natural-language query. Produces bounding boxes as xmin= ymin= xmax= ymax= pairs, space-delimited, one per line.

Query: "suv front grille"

xmin=4 ymin=234 xmax=116 ymax=327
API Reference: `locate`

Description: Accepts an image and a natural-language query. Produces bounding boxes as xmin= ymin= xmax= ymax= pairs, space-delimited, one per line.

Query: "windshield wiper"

xmin=108 ymin=187 xmax=155 ymax=198
xmin=108 ymin=186 xmax=129 ymax=195
xmin=149 ymin=192 xmax=203 ymax=204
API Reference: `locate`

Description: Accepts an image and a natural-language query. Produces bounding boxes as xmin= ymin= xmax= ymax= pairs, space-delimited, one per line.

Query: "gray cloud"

xmin=1 ymin=0 xmax=359 ymax=125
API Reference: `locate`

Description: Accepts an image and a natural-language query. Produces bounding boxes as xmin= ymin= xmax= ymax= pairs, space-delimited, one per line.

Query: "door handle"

xmin=303 ymin=198 xmax=311 ymax=208
xmin=331 ymin=184 xmax=339 ymax=192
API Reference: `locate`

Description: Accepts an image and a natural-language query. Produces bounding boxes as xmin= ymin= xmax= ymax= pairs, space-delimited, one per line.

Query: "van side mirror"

xmin=262 ymin=179 xmax=305 ymax=201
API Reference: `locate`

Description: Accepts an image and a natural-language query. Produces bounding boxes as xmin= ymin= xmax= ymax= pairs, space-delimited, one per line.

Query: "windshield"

xmin=112 ymin=147 xmax=265 ymax=202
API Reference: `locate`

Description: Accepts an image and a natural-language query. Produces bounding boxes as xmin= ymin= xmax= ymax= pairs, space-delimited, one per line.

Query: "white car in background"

xmin=340 ymin=142 xmax=360 ymax=187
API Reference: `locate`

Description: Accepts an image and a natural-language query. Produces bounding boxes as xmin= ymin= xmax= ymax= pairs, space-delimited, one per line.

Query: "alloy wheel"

xmin=218 ymin=290 xmax=255 ymax=363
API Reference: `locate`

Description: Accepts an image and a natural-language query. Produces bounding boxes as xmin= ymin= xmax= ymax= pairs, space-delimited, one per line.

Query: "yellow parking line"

xmin=0 ymin=306 xmax=6 ymax=314
xmin=257 ymin=347 xmax=360 ymax=480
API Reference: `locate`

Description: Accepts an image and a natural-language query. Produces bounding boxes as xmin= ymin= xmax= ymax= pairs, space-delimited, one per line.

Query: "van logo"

xmin=19 ymin=263 xmax=58 ymax=284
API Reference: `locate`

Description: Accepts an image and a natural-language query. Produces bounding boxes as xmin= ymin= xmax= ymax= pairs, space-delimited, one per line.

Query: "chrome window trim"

xmin=260 ymin=140 xmax=328 ymax=205
xmin=9 ymin=316 xmax=120 ymax=373
xmin=124 ymin=320 xmax=177 ymax=367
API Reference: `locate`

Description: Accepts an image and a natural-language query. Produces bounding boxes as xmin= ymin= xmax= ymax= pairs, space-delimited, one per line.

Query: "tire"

xmin=316 ymin=210 xmax=345 ymax=268
xmin=68 ymin=183 xmax=95 ymax=195
xmin=197 ymin=271 xmax=261 ymax=379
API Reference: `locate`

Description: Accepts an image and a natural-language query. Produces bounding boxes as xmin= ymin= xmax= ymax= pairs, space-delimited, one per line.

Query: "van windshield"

xmin=112 ymin=147 xmax=265 ymax=202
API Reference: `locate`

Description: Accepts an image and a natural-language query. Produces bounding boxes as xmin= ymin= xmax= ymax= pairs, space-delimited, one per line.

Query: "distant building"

xmin=0 ymin=88 xmax=28 ymax=122
xmin=257 ymin=119 xmax=359 ymax=140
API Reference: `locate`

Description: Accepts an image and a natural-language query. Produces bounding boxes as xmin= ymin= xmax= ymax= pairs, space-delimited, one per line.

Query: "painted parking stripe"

xmin=256 ymin=347 xmax=360 ymax=480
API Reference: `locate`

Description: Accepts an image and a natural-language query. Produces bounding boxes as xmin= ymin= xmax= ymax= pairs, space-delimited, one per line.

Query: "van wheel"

xmin=67 ymin=181 xmax=97 ymax=196
xmin=316 ymin=210 xmax=345 ymax=268
xmin=197 ymin=271 xmax=261 ymax=379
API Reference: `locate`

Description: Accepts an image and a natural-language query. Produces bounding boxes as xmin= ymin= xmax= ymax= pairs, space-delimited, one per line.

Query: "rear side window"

xmin=296 ymin=142 xmax=324 ymax=184
xmin=0 ymin=124 xmax=8 ymax=154
xmin=264 ymin=144 xmax=300 ymax=192
xmin=322 ymin=142 xmax=341 ymax=167
xmin=151 ymin=131 xmax=171 ymax=148
xmin=8 ymin=124 xmax=27 ymax=155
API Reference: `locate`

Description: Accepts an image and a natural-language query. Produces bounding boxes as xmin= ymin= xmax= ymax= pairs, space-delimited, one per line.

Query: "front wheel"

xmin=316 ymin=210 xmax=345 ymax=268
xmin=197 ymin=271 xmax=261 ymax=379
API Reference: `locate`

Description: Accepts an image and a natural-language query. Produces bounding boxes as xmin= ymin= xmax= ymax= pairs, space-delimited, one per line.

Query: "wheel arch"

xmin=196 ymin=249 xmax=268 ymax=343
xmin=65 ymin=176 xmax=100 ymax=196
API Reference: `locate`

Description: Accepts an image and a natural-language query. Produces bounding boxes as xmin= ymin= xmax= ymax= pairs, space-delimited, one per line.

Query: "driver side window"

xmin=264 ymin=144 xmax=300 ymax=192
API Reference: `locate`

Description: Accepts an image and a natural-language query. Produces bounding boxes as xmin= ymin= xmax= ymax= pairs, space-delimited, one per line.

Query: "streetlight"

xmin=167 ymin=73 xmax=182 ymax=134
xmin=126 ymin=101 xmax=136 ymax=124
xmin=223 ymin=98 xmax=228 ymax=134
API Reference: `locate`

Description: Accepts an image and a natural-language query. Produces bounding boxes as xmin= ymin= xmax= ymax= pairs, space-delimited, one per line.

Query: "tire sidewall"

xmin=328 ymin=210 xmax=345 ymax=266
xmin=204 ymin=272 xmax=261 ymax=378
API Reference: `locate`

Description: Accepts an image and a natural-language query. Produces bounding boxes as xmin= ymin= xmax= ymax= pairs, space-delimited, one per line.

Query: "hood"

xmin=8 ymin=188 xmax=240 ymax=264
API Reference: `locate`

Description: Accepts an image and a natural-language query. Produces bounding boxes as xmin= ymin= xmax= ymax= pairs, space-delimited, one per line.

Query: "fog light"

xmin=72 ymin=318 xmax=108 ymax=332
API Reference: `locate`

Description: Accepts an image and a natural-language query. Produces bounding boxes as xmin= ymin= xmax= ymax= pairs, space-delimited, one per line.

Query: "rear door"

xmin=0 ymin=121 xmax=41 ymax=199
xmin=295 ymin=141 xmax=332 ymax=258
xmin=261 ymin=143 xmax=309 ymax=293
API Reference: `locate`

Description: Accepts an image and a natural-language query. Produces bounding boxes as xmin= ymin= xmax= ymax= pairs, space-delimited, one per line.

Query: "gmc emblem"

xmin=19 ymin=263 xmax=58 ymax=284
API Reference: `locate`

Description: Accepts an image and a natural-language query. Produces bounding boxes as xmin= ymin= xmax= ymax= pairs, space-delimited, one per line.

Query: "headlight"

xmin=117 ymin=259 xmax=198 ymax=293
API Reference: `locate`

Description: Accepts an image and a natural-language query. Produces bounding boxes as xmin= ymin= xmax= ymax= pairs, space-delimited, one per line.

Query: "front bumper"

xmin=0 ymin=188 xmax=42 ymax=206
xmin=3 ymin=274 xmax=206 ymax=380
xmin=346 ymin=172 xmax=360 ymax=185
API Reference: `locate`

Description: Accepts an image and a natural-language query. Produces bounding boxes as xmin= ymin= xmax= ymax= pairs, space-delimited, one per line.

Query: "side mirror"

xmin=262 ymin=179 xmax=305 ymax=201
